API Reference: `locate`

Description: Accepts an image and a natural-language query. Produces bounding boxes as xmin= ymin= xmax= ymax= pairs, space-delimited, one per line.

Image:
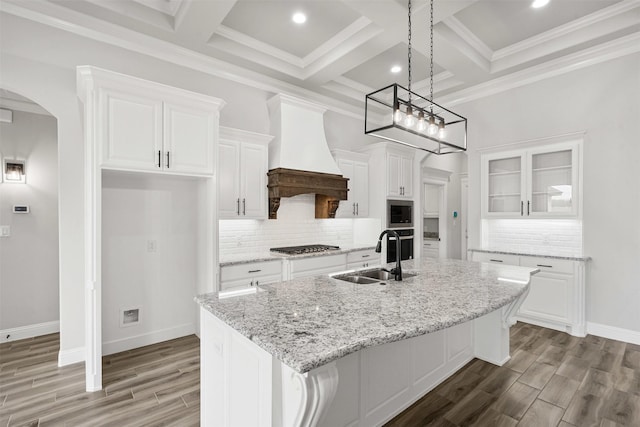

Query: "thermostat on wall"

xmin=13 ymin=205 xmax=29 ymax=214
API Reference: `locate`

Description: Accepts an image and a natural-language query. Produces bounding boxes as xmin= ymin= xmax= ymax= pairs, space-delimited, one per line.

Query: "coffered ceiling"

xmin=2 ymin=0 xmax=639 ymax=116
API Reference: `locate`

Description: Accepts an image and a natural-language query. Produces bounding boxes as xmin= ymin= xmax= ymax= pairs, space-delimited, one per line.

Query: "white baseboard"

xmin=102 ymin=323 xmax=196 ymax=356
xmin=58 ymin=346 xmax=85 ymax=366
xmin=0 ymin=320 xmax=59 ymax=343
xmin=587 ymin=322 xmax=640 ymax=345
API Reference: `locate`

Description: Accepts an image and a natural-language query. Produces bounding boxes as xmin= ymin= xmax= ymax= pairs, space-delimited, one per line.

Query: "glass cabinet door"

xmin=487 ymin=156 xmax=523 ymax=214
xmin=529 ymin=149 xmax=574 ymax=215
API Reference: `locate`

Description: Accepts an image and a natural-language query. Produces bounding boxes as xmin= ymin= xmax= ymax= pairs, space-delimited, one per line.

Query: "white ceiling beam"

xmin=174 ymin=0 xmax=237 ymax=44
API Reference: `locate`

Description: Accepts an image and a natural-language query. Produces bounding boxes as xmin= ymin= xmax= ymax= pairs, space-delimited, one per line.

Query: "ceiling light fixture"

xmin=391 ymin=65 xmax=402 ymax=73
xmin=364 ymin=0 xmax=467 ymax=155
xmin=531 ymin=0 xmax=550 ymax=8
xmin=292 ymin=12 xmax=306 ymax=24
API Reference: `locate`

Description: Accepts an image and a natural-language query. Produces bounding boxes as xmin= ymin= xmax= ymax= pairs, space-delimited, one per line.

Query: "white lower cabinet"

xmin=470 ymin=251 xmax=586 ymax=336
xmin=423 ymin=240 xmax=440 ymax=258
xmin=346 ymin=249 xmax=380 ymax=270
xmin=289 ymin=254 xmax=348 ymax=279
xmin=220 ymin=260 xmax=282 ymax=292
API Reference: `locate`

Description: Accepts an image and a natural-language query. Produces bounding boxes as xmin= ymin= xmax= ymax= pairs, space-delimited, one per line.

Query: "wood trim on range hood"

xmin=267 ymin=168 xmax=348 ymax=219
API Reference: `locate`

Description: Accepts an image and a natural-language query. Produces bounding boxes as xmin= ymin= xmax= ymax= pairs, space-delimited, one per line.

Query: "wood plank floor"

xmin=0 ymin=334 xmax=200 ymax=426
xmin=1 ymin=322 xmax=639 ymax=426
xmin=386 ymin=322 xmax=640 ymax=427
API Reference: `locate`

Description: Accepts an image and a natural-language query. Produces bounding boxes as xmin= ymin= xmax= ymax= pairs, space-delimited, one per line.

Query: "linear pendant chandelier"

xmin=365 ymin=0 xmax=467 ymax=154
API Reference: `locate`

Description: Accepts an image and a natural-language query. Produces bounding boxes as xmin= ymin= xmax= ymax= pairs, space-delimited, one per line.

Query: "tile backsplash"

xmin=219 ymin=194 xmax=379 ymax=256
xmin=482 ymin=219 xmax=583 ymax=256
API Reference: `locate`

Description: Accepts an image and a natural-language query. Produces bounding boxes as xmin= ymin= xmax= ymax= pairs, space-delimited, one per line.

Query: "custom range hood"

xmin=267 ymin=94 xmax=348 ymax=219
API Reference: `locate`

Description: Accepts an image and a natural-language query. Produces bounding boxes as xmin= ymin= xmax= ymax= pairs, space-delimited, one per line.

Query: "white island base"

xmin=200 ymin=298 xmax=525 ymax=427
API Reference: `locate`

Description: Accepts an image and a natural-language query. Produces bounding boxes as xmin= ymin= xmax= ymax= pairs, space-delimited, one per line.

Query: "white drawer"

xmin=472 ymin=252 xmax=519 ymax=266
xmin=347 ymin=249 xmax=378 ymax=264
xmin=291 ymin=254 xmax=346 ymax=273
xmin=423 ymin=240 xmax=439 ymax=248
xmin=221 ymin=260 xmax=282 ymax=282
xmin=520 ymin=256 xmax=574 ymax=274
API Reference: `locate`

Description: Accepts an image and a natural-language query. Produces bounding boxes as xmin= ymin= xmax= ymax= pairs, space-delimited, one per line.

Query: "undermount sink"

xmin=330 ymin=268 xmax=417 ymax=284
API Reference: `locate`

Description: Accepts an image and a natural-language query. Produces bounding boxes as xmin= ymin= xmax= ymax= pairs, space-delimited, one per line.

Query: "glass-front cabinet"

xmin=482 ymin=140 xmax=580 ymax=218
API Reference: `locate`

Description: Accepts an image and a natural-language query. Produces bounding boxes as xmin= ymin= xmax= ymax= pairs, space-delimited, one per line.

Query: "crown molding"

xmin=219 ymin=126 xmax=274 ymax=145
xmin=439 ymin=32 xmax=640 ymax=108
xmin=441 ymin=16 xmax=493 ymax=62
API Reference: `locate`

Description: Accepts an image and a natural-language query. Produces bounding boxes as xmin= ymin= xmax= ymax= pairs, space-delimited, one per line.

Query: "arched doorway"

xmin=0 ymin=89 xmax=60 ymax=342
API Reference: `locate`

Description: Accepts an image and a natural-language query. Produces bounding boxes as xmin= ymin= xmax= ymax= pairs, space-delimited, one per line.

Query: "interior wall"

xmin=457 ymin=52 xmax=640 ymax=334
xmin=0 ymin=13 xmax=370 ymax=358
xmin=0 ymin=109 xmax=59 ymax=335
xmin=101 ymin=172 xmax=199 ymax=354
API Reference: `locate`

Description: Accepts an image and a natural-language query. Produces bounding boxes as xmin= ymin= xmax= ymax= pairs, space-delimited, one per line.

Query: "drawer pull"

xmin=248 ymin=269 xmax=262 ymax=273
xmin=536 ymin=264 xmax=553 ymax=268
xmin=361 ymin=255 xmax=370 ymax=258
xmin=489 ymin=259 xmax=504 ymax=263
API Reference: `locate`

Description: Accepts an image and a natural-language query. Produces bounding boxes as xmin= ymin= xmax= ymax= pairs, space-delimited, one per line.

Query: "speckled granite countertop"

xmin=468 ymin=248 xmax=591 ymax=262
xmin=196 ymin=256 xmax=537 ymax=373
xmin=219 ymin=246 xmax=377 ymax=266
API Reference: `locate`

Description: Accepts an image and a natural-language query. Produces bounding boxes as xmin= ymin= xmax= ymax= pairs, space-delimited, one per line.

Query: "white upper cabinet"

xmin=218 ymin=127 xmax=272 ymax=220
xmin=481 ymin=139 xmax=581 ymax=218
xmin=332 ymin=150 xmax=369 ymax=218
xmin=85 ymin=66 xmax=225 ymax=176
xmin=387 ymin=151 xmax=413 ymax=198
xmin=423 ymin=184 xmax=440 ymax=217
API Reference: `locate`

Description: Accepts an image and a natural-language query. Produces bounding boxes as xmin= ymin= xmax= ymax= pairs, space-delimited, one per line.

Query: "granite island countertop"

xmin=196 ymin=256 xmax=538 ymax=374
xmin=468 ymin=248 xmax=591 ymax=262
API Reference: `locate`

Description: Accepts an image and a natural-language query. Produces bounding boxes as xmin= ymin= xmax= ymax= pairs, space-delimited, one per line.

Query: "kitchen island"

xmin=196 ymin=256 xmax=538 ymax=427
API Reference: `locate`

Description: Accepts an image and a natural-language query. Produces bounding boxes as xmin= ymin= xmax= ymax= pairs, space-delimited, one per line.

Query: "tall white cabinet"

xmin=218 ymin=127 xmax=272 ymax=219
xmin=387 ymin=150 xmax=413 ymax=198
xmin=77 ymin=66 xmax=225 ymax=392
xmin=481 ymin=140 xmax=581 ymax=218
xmin=332 ymin=150 xmax=369 ymax=218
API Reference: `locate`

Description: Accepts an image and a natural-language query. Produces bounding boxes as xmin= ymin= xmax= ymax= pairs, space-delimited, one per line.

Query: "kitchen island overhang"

xmin=196 ymin=257 xmax=537 ymax=427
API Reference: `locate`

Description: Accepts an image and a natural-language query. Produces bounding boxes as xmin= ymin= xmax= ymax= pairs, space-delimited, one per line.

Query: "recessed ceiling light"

xmin=292 ymin=12 xmax=307 ymax=24
xmin=391 ymin=65 xmax=402 ymax=73
xmin=531 ymin=0 xmax=550 ymax=8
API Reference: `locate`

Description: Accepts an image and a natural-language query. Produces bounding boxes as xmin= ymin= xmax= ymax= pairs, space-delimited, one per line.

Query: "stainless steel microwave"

xmin=387 ymin=200 xmax=413 ymax=228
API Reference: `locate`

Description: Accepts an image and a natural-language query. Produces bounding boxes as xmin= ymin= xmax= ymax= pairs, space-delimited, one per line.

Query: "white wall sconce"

xmin=3 ymin=159 xmax=26 ymax=183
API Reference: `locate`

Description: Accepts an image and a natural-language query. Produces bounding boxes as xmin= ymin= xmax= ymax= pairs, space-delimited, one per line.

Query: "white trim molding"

xmin=102 ymin=323 xmax=196 ymax=356
xmin=0 ymin=320 xmax=60 ymax=343
xmin=58 ymin=346 xmax=85 ymax=366
xmin=587 ymin=322 xmax=640 ymax=346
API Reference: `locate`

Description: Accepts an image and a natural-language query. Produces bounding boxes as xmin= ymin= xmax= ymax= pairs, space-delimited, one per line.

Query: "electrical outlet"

xmin=0 ymin=225 xmax=10 ymax=237
xmin=147 ymin=240 xmax=157 ymax=252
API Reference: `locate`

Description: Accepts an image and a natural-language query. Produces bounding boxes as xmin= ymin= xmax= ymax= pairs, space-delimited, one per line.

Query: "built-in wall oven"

xmin=387 ymin=229 xmax=414 ymax=263
xmin=387 ymin=200 xmax=413 ymax=228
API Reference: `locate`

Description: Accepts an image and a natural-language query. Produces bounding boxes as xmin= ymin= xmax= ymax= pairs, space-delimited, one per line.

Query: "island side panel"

xmin=200 ymin=307 xmax=273 ymax=427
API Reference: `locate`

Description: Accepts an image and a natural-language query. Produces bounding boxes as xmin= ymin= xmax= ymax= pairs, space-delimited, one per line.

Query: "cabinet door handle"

xmin=356 ymin=203 xmax=359 ymax=215
xmin=489 ymin=259 xmax=504 ymax=263
xmin=256 ymin=280 xmax=259 ymax=286
xmin=248 ymin=269 xmax=262 ymax=273
xmin=250 ymin=280 xmax=254 ymax=286
xmin=353 ymin=203 xmax=356 ymax=216
xmin=242 ymin=198 xmax=246 ymax=215
xmin=527 ymin=200 xmax=530 ymax=216
xmin=536 ymin=264 xmax=553 ymax=268
xmin=157 ymin=150 xmax=161 ymax=168
xmin=166 ymin=151 xmax=170 ymax=168
xmin=521 ymin=201 xmax=524 ymax=216
xmin=237 ymin=198 xmax=240 ymax=215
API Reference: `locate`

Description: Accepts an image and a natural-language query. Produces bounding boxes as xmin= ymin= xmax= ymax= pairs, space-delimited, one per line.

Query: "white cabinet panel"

xmin=519 ymin=271 xmax=571 ymax=324
xmin=241 ymin=143 xmax=268 ymax=218
xmin=387 ymin=151 xmax=413 ymax=198
xmin=471 ymin=252 xmax=520 ymax=265
xmin=163 ymin=101 xmax=215 ymax=175
xmin=218 ymin=129 xmax=270 ymax=220
xmin=290 ymin=254 xmax=347 ymax=279
xmin=218 ymin=141 xmax=241 ymax=218
xmin=99 ymin=88 xmax=163 ymax=171
xmin=423 ymin=240 xmax=440 ymax=258
xmin=333 ymin=153 xmax=369 ymax=218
